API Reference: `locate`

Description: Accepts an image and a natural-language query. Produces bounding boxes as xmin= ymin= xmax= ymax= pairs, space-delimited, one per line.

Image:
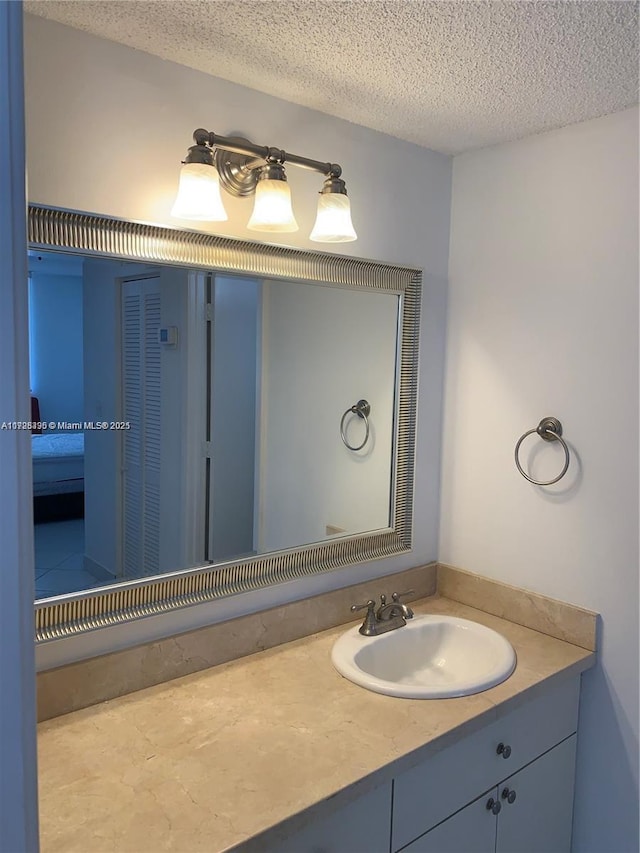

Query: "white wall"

xmin=0 ymin=2 xmax=39 ymax=847
xmin=442 ymin=107 xmax=639 ymax=853
xmin=29 ymin=268 xmax=83 ymax=428
xmin=25 ymin=14 xmax=451 ymax=665
xmin=259 ymin=280 xmax=397 ymax=552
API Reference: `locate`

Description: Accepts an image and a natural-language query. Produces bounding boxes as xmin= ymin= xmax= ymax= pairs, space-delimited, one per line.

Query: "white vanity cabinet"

xmin=246 ymin=782 xmax=393 ymax=853
xmin=494 ymin=733 xmax=577 ymax=853
xmin=252 ymin=677 xmax=580 ymax=853
xmin=398 ymin=791 xmax=497 ymax=853
xmin=391 ymin=677 xmax=580 ymax=853
xmin=399 ymin=735 xmax=577 ymax=853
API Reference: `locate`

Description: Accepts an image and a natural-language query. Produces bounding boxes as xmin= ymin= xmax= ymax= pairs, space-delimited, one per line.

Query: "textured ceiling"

xmin=24 ymin=0 xmax=639 ymax=154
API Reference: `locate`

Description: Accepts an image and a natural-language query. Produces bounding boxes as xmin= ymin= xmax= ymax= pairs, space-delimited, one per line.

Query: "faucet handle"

xmin=351 ymin=599 xmax=378 ymax=636
xmin=391 ymin=590 xmax=415 ymax=619
xmin=391 ymin=590 xmax=415 ymax=602
xmin=350 ymin=599 xmax=375 ymax=613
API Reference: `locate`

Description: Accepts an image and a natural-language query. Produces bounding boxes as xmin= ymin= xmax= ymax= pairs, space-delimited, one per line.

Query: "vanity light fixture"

xmin=247 ymin=162 xmax=298 ymax=233
xmin=171 ymin=143 xmax=228 ymax=222
xmin=310 ymin=176 xmax=357 ymax=243
xmin=172 ymin=129 xmax=357 ymax=242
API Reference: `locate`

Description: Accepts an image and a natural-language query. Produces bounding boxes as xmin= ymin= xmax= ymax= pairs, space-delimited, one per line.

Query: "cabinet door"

xmin=398 ymin=790 xmax=498 ymax=853
xmin=496 ymin=735 xmax=577 ymax=853
xmin=391 ymin=677 xmax=579 ymax=850
xmin=243 ymin=781 xmax=392 ymax=853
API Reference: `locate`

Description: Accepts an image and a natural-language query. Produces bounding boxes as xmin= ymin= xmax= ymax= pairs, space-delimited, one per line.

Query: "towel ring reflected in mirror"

xmin=340 ymin=399 xmax=371 ymax=451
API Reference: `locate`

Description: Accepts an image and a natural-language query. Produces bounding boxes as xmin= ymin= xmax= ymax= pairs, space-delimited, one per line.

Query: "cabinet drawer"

xmin=391 ymin=677 xmax=579 ymax=852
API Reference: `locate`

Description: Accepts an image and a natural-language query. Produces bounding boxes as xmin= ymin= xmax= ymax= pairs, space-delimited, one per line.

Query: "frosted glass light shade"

xmin=171 ymin=163 xmax=228 ymax=221
xmin=310 ymin=193 xmax=357 ymax=242
xmin=247 ymin=179 xmax=298 ymax=232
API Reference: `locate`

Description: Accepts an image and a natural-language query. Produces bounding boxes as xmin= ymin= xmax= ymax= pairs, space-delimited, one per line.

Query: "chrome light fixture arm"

xmin=187 ymin=128 xmax=344 ymax=201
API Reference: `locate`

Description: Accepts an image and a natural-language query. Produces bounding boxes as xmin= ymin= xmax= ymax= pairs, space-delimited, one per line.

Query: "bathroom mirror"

xmin=29 ymin=205 xmax=421 ymax=642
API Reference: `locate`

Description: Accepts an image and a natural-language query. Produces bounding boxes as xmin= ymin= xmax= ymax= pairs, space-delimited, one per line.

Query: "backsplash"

xmin=37 ymin=562 xmax=437 ymax=720
xmin=37 ymin=561 xmax=598 ymax=721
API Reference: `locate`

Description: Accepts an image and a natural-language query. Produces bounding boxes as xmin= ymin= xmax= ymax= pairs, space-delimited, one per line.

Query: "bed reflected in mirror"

xmin=28 ymin=249 xmax=399 ymax=599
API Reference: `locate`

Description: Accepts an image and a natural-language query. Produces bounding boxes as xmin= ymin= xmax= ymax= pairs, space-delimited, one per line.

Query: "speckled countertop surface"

xmin=38 ymin=596 xmax=595 ymax=853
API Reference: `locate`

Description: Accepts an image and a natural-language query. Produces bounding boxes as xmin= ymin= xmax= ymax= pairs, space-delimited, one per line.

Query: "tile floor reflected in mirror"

xmin=34 ymin=519 xmax=114 ymax=598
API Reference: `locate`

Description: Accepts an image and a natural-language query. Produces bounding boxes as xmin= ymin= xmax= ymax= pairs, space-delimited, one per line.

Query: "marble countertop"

xmin=38 ymin=595 xmax=595 ymax=852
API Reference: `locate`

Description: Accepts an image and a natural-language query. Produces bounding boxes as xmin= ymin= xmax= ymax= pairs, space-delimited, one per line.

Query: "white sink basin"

xmin=331 ymin=614 xmax=516 ymax=699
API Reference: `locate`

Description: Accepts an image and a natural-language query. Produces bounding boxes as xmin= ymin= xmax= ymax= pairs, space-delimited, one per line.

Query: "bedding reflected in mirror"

xmin=28 ymin=250 xmax=399 ymax=599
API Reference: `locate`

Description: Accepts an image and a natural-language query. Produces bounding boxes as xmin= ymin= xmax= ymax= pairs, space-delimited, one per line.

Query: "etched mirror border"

xmin=29 ymin=205 xmax=421 ymax=642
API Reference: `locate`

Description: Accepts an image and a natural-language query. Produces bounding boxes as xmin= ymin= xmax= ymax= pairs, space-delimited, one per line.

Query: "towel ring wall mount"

xmin=340 ymin=399 xmax=371 ymax=451
xmin=514 ymin=417 xmax=571 ymax=486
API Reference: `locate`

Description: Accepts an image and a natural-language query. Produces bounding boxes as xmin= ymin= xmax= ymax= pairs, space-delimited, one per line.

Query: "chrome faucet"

xmin=351 ymin=591 xmax=415 ymax=636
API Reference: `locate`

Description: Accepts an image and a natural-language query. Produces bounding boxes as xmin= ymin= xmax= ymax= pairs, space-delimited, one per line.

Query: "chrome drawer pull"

xmin=486 ymin=797 xmax=502 ymax=815
xmin=496 ymin=742 xmax=512 ymax=759
xmin=501 ymin=787 xmax=517 ymax=804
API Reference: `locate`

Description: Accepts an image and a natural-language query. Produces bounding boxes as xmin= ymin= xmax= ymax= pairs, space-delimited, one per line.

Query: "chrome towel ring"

xmin=515 ymin=417 xmax=570 ymax=486
xmin=340 ymin=399 xmax=371 ymax=451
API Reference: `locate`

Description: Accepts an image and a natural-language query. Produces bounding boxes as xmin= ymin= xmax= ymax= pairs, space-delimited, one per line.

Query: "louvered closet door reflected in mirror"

xmin=119 ymin=270 xmax=208 ymax=579
xmin=121 ymin=276 xmax=162 ymax=578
